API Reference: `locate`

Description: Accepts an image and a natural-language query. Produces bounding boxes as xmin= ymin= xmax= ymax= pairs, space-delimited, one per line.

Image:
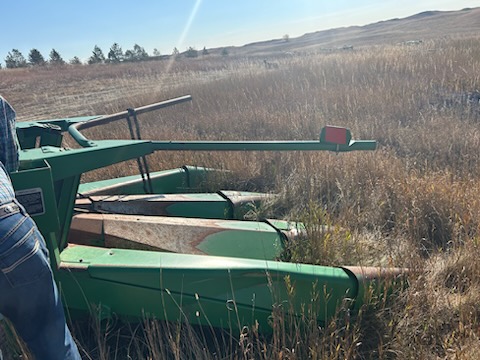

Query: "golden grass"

xmin=2 ymin=36 xmax=480 ymax=359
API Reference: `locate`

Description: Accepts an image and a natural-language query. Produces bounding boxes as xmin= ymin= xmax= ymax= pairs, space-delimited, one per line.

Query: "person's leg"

xmin=0 ymin=214 xmax=81 ymax=359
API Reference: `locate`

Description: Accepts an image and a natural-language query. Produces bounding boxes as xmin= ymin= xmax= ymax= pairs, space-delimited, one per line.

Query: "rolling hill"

xmin=219 ymin=7 xmax=480 ymax=56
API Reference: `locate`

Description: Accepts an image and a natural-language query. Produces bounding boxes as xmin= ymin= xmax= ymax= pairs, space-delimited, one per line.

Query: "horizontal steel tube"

xmin=68 ymin=95 xmax=192 ymax=147
xmin=151 ymin=140 xmax=376 ymax=152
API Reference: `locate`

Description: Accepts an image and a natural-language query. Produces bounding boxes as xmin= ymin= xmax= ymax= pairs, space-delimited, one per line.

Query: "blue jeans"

xmin=0 ymin=207 xmax=81 ymax=359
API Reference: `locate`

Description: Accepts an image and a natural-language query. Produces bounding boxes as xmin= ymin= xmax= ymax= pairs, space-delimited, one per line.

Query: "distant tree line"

xmin=2 ymin=42 xmax=218 ymax=69
xmin=4 ymin=48 xmax=76 ymax=68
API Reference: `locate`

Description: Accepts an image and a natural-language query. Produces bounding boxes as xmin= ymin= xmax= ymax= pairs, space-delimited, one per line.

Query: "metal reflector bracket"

xmin=320 ymin=126 xmax=352 ymax=145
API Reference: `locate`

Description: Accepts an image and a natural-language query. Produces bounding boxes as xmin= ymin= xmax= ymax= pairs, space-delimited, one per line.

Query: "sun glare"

xmin=165 ymin=0 xmax=203 ymax=75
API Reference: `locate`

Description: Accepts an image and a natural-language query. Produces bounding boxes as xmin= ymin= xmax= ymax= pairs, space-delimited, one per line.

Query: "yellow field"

xmin=2 ymin=36 xmax=480 ymax=359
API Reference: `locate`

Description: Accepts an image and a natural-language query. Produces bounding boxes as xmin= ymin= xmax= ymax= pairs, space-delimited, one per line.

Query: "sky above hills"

xmin=1 ymin=0 xmax=479 ymax=65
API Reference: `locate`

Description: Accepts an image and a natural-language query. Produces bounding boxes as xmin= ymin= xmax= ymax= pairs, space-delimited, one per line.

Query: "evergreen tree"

xmin=88 ymin=45 xmax=105 ymax=64
xmin=124 ymin=44 xmax=148 ymax=62
xmin=202 ymin=46 xmax=209 ymax=56
xmin=69 ymin=56 xmax=82 ymax=65
xmin=107 ymin=43 xmax=123 ymax=63
xmin=133 ymin=44 xmax=148 ymax=60
xmin=221 ymin=48 xmax=229 ymax=56
xmin=124 ymin=49 xmax=135 ymax=61
xmin=185 ymin=47 xmax=198 ymax=58
xmin=4 ymin=49 xmax=27 ymax=68
xmin=49 ymin=49 xmax=65 ymax=65
xmin=153 ymin=48 xmax=161 ymax=56
xmin=172 ymin=47 xmax=180 ymax=59
xmin=29 ymin=49 xmax=46 ymax=66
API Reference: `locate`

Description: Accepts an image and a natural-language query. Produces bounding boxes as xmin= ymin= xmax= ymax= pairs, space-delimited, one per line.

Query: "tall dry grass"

xmin=1 ymin=36 xmax=480 ymax=358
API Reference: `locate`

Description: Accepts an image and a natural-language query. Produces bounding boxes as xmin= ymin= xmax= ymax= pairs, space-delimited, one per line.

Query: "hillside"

xmin=221 ymin=7 xmax=480 ymax=56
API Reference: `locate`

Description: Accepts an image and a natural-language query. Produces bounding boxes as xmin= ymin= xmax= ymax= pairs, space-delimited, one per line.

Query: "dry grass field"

xmin=2 ymin=34 xmax=480 ymax=359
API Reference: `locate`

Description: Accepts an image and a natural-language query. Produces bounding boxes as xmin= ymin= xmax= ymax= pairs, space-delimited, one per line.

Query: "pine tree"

xmin=29 ymin=49 xmax=46 ymax=66
xmin=49 ymin=49 xmax=65 ymax=65
xmin=107 ymin=43 xmax=123 ymax=63
xmin=172 ymin=47 xmax=180 ymax=59
xmin=133 ymin=44 xmax=148 ymax=60
xmin=124 ymin=44 xmax=148 ymax=62
xmin=185 ymin=47 xmax=198 ymax=58
xmin=4 ymin=49 xmax=27 ymax=68
xmin=69 ymin=56 xmax=82 ymax=65
xmin=88 ymin=45 xmax=105 ymax=64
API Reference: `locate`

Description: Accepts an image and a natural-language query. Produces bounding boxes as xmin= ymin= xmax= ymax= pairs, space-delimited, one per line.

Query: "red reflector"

xmin=324 ymin=126 xmax=347 ymax=145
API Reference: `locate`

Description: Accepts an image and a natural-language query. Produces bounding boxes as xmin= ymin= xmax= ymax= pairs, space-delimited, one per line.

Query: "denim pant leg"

xmin=0 ymin=214 xmax=81 ymax=360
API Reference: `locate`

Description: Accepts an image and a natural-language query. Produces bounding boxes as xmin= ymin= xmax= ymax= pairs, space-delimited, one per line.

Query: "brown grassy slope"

xmin=2 ymin=7 xmax=479 ymax=120
xmin=220 ymin=7 xmax=480 ymax=55
xmin=1 ymin=60 xmax=236 ymax=121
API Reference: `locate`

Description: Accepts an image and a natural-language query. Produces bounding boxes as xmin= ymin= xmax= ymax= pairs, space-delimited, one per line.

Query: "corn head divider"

xmin=11 ymin=95 xmax=401 ymax=334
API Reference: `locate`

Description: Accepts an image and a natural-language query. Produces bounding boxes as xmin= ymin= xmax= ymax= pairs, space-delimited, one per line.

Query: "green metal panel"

xmin=78 ymin=168 xmax=190 ymax=195
xmin=10 ymin=160 xmax=60 ymax=234
xmin=68 ymin=214 xmax=285 ymax=260
xmin=265 ymin=219 xmax=305 ymax=232
xmin=196 ymin=222 xmax=284 ymax=259
xmin=182 ymin=165 xmax=220 ymax=189
xmin=10 ymin=160 xmax=61 ymax=266
xmin=19 ymin=140 xmax=157 ymax=181
xmin=55 ymin=175 xmax=81 ymax=251
xmin=75 ymin=189 xmax=273 ymax=220
xmin=78 ymin=166 xmax=217 ymax=196
xmin=58 ymin=245 xmax=358 ymax=332
xmin=163 ymin=195 xmax=231 ymax=218
xmin=16 ymin=117 xmax=98 ymax=149
xmin=75 ymin=193 xmax=232 ymax=219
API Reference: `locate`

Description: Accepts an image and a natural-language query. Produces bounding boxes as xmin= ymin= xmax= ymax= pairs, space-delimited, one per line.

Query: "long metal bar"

xmin=150 ymin=140 xmax=376 ymax=152
xmin=67 ymin=94 xmax=376 ymax=151
xmin=68 ymin=95 xmax=192 ymax=147
xmin=77 ymin=95 xmax=192 ymax=130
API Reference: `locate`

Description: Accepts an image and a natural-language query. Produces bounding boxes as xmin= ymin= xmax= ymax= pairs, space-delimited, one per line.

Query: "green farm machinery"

xmin=11 ymin=95 xmax=401 ymax=333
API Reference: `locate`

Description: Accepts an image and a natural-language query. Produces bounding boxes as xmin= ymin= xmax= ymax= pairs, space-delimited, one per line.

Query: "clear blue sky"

xmin=1 ymin=0 xmax=478 ymax=64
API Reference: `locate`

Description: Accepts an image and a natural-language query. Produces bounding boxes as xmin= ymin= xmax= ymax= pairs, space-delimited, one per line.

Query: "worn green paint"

xmin=10 ymin=160 xmax=62 ymax=266
xmin=58 ymin=245 xmax=358 ymax=332
xmin=197 ymin=226 xmax=284 ymax=259
xmin=78 ymin=168 xmax=188 ymax=195
xmin=165 ymin=198 xmax=231 ymax=219
xmin=78 ymin=166 xmax=218 ymax=195
xmin=79 ymin=183 xmax=271 ymax=220
xmin=10 ymin=97 xmax=381 ymax=333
